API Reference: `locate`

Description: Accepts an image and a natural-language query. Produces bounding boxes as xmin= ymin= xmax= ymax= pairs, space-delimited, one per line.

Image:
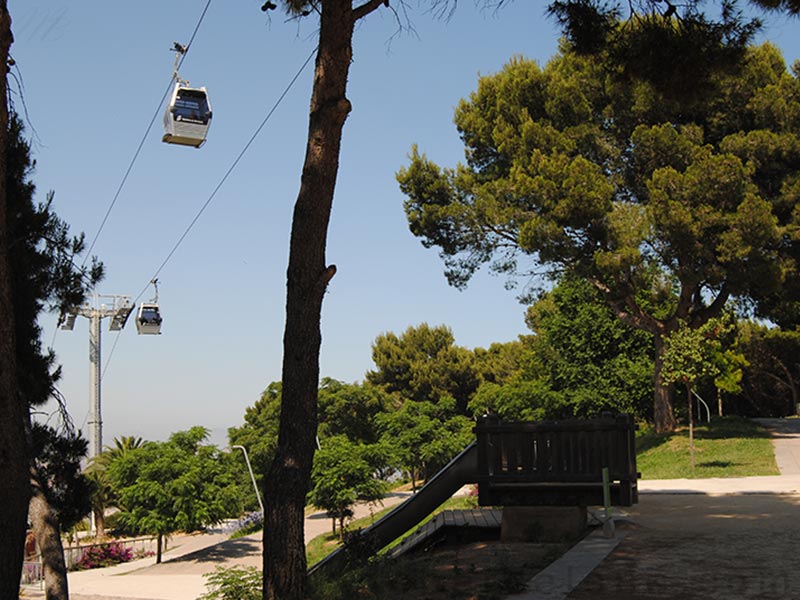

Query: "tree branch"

xmin=354 ymin=0 xmax=388 ymax=21
xmin=690 ymin=283 xmax=731 ymax=327
xmin=675 ymin=279 xmax=696 ymax=320
xmin=590 ymin=277 xmax=662 ymax=334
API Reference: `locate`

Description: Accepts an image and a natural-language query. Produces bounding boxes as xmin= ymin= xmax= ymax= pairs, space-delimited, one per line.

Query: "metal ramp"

xmin=309 ymin=443 xmax=479 ymax=576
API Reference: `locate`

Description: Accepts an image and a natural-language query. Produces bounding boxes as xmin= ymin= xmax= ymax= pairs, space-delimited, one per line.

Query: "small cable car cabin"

xmin=136 ymin=303 xmax=163 ymax=335
xmin=162 ymin=83 xmax=212 ymax=148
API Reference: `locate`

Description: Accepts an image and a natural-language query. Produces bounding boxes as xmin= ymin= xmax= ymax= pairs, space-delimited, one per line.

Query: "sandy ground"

xmin=565 ymin=419 xmax=800 ymax=600
xmin=567 ymin=493 xmax=800 ymax=600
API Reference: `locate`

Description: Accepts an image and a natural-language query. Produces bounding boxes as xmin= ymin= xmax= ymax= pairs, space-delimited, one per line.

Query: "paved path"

xmin=19 ymin=491 xmax=413 ymax=600
xmin=753 ymin=417 xmax=800 ymax=475
xmin=508 ymin=417 xmax=800 ymax=600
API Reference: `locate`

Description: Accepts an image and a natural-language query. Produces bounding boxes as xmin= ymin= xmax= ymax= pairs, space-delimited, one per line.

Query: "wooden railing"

xmin=474 ymin=413 xmax=638 ymax=507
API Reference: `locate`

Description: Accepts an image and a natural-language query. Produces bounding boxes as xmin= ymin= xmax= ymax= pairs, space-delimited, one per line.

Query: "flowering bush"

xmin=229 ymin=511 xmax=263 ymax=539
xmin=72 ymin=542 xmax=135 ymax=570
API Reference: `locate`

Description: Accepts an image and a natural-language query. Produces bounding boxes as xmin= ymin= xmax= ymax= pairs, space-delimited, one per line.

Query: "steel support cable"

xmin=82 ymin=0 xmax=213 ymax=265
xmin=132 ymin=46 xmax=317 ymax=304
xmin=100 ymin=46 xmax=317 ymax=380
xmin=49 ymin=1 xmax=212 ymax=432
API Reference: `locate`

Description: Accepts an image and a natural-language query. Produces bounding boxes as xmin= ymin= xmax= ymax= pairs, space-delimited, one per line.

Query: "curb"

xmin=503 ymin=526 xmax=626 ymax=600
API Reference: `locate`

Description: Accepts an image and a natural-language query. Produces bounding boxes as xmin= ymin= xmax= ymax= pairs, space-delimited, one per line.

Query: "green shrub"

xmin=199 ymin=566 xmax=262 ymax=600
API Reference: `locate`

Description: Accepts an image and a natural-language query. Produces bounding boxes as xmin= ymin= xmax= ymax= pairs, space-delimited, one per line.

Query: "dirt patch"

xmin=313 ymin=539 xmax=576 ymax=600
xmin=567 ymin=528 xmax=798 ymax=599
xmin=318 ymin=493 xmax=800 ymax=600
xmin=567 ymin=494 xmax=800 ymax=600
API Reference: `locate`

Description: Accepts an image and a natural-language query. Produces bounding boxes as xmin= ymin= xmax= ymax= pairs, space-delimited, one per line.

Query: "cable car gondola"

xmin=136 ymin=280 xmax=163 ymax=335
xmin=162 ymin=42 xmax=212 ymax=148
xmin=136 ymin=303 xmax=163 ymax=335
xmin=162 ymin=83 xmax=212 ymax=148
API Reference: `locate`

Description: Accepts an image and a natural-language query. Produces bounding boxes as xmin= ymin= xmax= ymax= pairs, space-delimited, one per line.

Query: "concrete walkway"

xmin=507 ymin=417 xmax=800 ymax=600
xmin=753 ymin=418 xmax=800 ymax=475
xmin=21 ymin=492 xmax=413 ymax=600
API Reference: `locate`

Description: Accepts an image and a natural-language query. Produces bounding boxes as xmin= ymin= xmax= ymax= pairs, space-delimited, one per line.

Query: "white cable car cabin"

xmin=136 ymin=303 xmax=163 ymax=335
xmin=162 ymin=83 xmax=212 ymax=148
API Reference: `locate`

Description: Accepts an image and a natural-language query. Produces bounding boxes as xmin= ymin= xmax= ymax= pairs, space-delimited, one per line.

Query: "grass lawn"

xmin=636 ymin=416 xmax=779 ymax=479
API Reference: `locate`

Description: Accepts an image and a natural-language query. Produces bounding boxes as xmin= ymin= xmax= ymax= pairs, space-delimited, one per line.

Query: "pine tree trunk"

xmin=653 ymin=333 xmax=677 ymax=433
xmin=29 ymin=486 xmax=69 ymax=600
xmin=0 ymin=4 xmax=30 ymax=597
xmin=263 ymin=3 xmax=355 ymax=599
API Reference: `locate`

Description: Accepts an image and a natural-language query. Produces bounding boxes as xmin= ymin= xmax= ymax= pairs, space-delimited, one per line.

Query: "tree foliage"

xmin=86 ymin=435 xmax=146 ymax=538
xmin=376 ymin=400 xmax=473 ymax=490
xmin=549 ymin=0 xmax=762 ymax=104
xmin=228 ymin=382 xmax=282 ymax=491
xmin=28 ymin=423 xmax=92 ymax=600
xmin=365 ymin=323 xmax=481 ymax=486
xmin=309 ymin=435 xmax=387 ymax=539
xmin=661 ymin=319 xmax=729 ymax=388
xmin=367 ymin=323 xmax=480 ymax=414
xmin=107 ymin=427 xmax=239 ymax=562
xmin=526 ymin=274 xmax=654 ymax=417
xmin=0 ymin=110 xmax=101 ymax=596
xmin=661 ymin=317 xmax=732 ymax=466
xmin=467 ymin=276 xmax=654 ymax=420
xmin=318 ymin=378 xmax=389 ymax=444
xmin=737 ymin=323 xmax=800 ymax=416
xmin=7 ymin=113 xmax=103 ymax=410
xmin=30 ymin=423 xmax=92 ymax=533
xmin=398 ymin=40 xmax=800 ymax=431
xmin=200 ymin=566 xmax=262 ymax=600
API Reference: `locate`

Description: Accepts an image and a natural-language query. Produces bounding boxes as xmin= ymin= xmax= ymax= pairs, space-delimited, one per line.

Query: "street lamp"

xmin=231 ymin=444 xmax=264 ymax=515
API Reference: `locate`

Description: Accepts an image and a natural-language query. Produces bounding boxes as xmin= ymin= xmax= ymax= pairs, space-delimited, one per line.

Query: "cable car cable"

xmin=102 ymin=331 xmax=123 ymax=380
xmin=132 ymin=46 xmax=317 ymax=304
xmin=82 ymin=0 xmax=213 ymax=265
xmin=100 ymin=45 xmax=316 ymax=377
xmin=50 ymin=0 xmax=212 ymax=385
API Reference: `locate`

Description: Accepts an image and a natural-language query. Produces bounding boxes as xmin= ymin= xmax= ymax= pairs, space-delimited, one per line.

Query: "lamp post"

xmin=231 ymin=444 xmax=264 ymax=515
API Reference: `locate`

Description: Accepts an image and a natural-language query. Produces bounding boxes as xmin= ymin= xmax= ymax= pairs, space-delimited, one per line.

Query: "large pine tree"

xmin=0 ymin=106 xmax=102 ymax=600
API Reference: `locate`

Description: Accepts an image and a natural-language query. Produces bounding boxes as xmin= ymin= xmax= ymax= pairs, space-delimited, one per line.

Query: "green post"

xmin=602 ymin=467 xmax=615 ymax=538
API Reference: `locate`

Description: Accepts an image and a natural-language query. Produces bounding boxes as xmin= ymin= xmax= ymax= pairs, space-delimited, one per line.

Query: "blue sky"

xmin=11 ymin=1 xmax=800 ymax=448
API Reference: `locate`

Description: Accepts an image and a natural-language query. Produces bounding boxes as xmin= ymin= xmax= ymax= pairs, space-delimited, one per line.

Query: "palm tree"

xmin=85 ymin=436 xmax=144 ymax=538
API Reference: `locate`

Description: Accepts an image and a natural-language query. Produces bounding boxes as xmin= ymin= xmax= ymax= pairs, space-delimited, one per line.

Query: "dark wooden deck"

xmin=388 ymin=508 xmax=502 ymax=558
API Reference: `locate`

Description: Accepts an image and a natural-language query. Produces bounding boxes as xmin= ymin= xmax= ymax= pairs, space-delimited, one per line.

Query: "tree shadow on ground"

xmin=694 ymin=417 xmax=772 ymax=440
xmin=635 ymin=429 xmax=671 ymax=454
xmin=170 ymin=537 xmax=261 ymax=564
xmin=697 ymin=460 xmax=735 ymax=468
